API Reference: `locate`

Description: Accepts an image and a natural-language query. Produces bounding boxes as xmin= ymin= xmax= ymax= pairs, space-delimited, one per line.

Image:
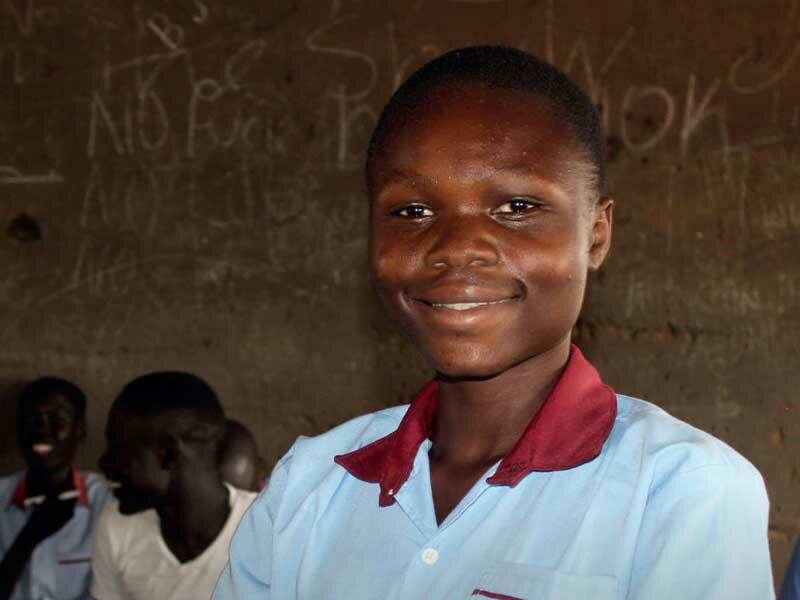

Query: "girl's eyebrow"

xmin=378 ymin=167 xmax=438 ymax=188
xmin=378 ymin=163 xmax=571 ymax=202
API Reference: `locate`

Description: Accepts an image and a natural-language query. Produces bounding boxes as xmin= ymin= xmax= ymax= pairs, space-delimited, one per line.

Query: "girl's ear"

xmin=588 ymin=197 xmax=613 ymax=271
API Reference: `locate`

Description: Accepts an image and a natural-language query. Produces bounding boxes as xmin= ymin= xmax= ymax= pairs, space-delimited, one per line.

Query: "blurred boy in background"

xmin=0 ymin=377 xmax=110 ymax=600
xmin=91 ymin=372 xmax=255 ymax=600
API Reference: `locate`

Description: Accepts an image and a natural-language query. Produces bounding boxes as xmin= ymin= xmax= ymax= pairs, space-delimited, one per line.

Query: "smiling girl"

xmin=214 ymin=46 xmax=773 ymax=600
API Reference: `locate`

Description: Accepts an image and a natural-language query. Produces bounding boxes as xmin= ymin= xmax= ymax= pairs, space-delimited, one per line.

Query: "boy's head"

xmin=367 ymin=46 xmax=613 ymax=378
xmin=218 ymin=419 xmax=266 ymax=492
xmin=17 ymin=377 xmax=87 ymax=473
xmin=99 ymin=371 xmax=225 ymax=514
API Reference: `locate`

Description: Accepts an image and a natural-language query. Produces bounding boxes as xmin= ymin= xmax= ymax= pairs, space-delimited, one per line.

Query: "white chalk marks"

xmin=305 ymin=14 xmax=444 ymax=170
xmin=729 ymin=41 xmax=800 ymax=95
xmin=303 ymin=3 xmax=742 ymax=171
xmin=680 ymin=75 xmax=728 ymax=162
xmin=88 ymin=34 xmax=271 ymax=160
xmin=192 ymin=1 xmax=208 ymax=25
xmin=146 ymin=13 xmax=185 ymax=52
xmin=0 ymin=165 xmax=62 ymax=184
xmin=306 ymin=14 xmax=378 ymax=171
xmin=2 ymin=1 xmax=797 ymax=337
xmin=3 ymin=0 xmax=59 ymax=37
xmin=187 ymin=38 xmax=268 ymax=157
xmin=728 ymin=0 xmax=800 ymax=94
xmin=80 ymin=2 xmax=310 ymax=237
xmin=620 ymin=86 xmax=676 ymax=153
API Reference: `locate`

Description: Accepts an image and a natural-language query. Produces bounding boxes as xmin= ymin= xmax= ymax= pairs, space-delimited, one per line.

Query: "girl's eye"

xmin=390 ymin=204 xmax=434 ymax=218
xmin=494 ymin=198 xmax=542 ymax=215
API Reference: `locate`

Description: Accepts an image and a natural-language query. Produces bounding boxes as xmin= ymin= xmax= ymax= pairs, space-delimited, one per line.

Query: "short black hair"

xmin=19 ymin=377 xmax=86 ymax=420
xmin=113 ymin=372 xmax=225 ymax=443
xmin=367 ymin=45 xmax=605 ymax=194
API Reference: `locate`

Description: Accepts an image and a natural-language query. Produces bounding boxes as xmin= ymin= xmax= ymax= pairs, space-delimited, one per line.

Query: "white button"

xmin=421 ymin=548 xmax=439 ymax=565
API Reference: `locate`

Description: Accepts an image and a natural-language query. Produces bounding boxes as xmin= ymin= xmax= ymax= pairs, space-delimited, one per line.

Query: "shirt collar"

xmin=9 ymin=466 xmax=91 ymax=509
xmin=335 ymin=344 xmax=617 ymax=507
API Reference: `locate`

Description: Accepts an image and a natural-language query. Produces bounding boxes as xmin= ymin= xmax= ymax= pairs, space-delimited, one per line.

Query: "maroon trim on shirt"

xmin=471 ymin=589 xmax=524 ymax=600
xmin=9 ymin=466 xmax=91 ymax=509
xmin=71 ymin=467 xmax=90 ymax=507
xmin=334 ymin=345 xmax=617 ymax=507
xmin=10 ymin=477 xmax=26 ymax=509
xmin=58 ymin=557 xmax=91 ymax=565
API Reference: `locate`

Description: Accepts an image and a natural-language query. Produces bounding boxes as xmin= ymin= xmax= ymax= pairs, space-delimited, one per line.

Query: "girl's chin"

xmin=429 ymin=354 xmax=514 ymax=381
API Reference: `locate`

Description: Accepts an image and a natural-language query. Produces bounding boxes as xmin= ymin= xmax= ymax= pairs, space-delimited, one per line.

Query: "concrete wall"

xmin=1 ymin=0 xmax=798 ymax=585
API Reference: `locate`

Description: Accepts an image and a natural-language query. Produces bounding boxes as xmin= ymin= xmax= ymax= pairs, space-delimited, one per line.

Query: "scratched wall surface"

xmin=1 ymin=0 xmax=798 ymax=583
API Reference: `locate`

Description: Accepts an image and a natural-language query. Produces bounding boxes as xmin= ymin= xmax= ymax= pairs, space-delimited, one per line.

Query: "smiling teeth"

xmin=431 ymin=299 xmax=510 ymax=310
xmin=32 ymin=443 xmax=53 ymax=455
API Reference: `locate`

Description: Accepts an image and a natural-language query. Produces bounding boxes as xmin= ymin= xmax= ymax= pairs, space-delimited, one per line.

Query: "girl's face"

xmin=368 ymin=81 xmax=612 ymax=378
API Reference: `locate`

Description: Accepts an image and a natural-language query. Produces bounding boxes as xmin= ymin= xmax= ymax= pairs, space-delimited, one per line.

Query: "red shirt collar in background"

xmin=9 ymin=466 xmax=91 ymax=509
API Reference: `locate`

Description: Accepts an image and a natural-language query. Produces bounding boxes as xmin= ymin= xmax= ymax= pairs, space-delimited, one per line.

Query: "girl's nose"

xmin=425 ymin=214 xmax=499 ymax=270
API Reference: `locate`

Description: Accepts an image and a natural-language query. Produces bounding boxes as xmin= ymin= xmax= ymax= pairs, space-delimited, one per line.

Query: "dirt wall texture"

xmin=1 ymin=0 xmax=798 ymax=585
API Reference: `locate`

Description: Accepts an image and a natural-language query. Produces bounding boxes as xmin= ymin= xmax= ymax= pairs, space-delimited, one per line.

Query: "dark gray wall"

xmin=1 ymin=0 xmax=798 ymax=584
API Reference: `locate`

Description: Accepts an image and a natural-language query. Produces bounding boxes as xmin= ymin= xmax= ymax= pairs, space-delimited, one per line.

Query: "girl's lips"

xmin=32 ymin=443 xmax=53 ymax=455
xmin=424 ymin=297 xmax=518 ymax=311
xmin=410 ymin=295 xmax=521 ymax=330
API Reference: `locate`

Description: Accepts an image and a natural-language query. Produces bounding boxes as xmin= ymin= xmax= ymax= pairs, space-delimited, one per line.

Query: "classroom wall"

xmin=1 ymin=0 xmax=798 ymax=584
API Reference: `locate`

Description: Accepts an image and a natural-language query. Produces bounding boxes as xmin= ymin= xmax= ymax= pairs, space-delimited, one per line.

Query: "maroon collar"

xmin=335 ymin=345 xmax=617 ymax=507
xmin=9 ymin=466 xmax=91 ymax=509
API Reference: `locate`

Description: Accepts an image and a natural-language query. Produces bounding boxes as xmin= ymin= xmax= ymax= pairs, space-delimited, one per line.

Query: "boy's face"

xmin=99 ymin=408 xmax=169 ymax=514
xmin=369 ymin=82 xmax=612 ymax=378
xmin=18 ymin=393 xmax=85 ymax=473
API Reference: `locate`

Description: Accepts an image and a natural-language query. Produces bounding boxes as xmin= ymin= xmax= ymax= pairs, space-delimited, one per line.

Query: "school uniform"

xmin=213 ymin=345 xmax=774 ymax=600
xmin=0 ymin=468 xmax=111 ymax=600
xmin=90 ymin=483 xmax=255 ymax=600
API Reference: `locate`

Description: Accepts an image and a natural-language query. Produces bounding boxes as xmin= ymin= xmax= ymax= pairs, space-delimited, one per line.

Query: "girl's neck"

xmin=431 ymin=338 xmax=570 ymax=466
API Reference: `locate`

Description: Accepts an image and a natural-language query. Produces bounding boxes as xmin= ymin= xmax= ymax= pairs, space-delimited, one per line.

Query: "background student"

xmin=0 ymin=377 xmax=110 ymax=600
xmin=91 ymin=371 xmax=256 ymax=600
xmin=219 ymin=419 xmax=267 ymax=492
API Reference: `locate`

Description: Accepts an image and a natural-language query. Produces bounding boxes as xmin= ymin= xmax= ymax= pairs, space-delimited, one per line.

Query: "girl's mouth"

xmin=426 ymin=298 xmax=517 ymax=311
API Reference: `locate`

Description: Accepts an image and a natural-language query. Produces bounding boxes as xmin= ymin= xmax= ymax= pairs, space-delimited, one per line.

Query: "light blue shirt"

xmin=0 ymin=469 xmax=111 ymax=600
xmin=214 ymin=393 xmax=773 ymax=600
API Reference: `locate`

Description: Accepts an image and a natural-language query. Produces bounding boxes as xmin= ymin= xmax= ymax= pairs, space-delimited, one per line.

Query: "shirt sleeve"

xmin=779 ymin=539 xmax=800 ymax=600
xmin=627 ymin=463 xmax=774 ymax=599
xmin=212 ymin=454 xmax=291 ymax=600
xmin=90 ymin=503 xmax=127 ymax=600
